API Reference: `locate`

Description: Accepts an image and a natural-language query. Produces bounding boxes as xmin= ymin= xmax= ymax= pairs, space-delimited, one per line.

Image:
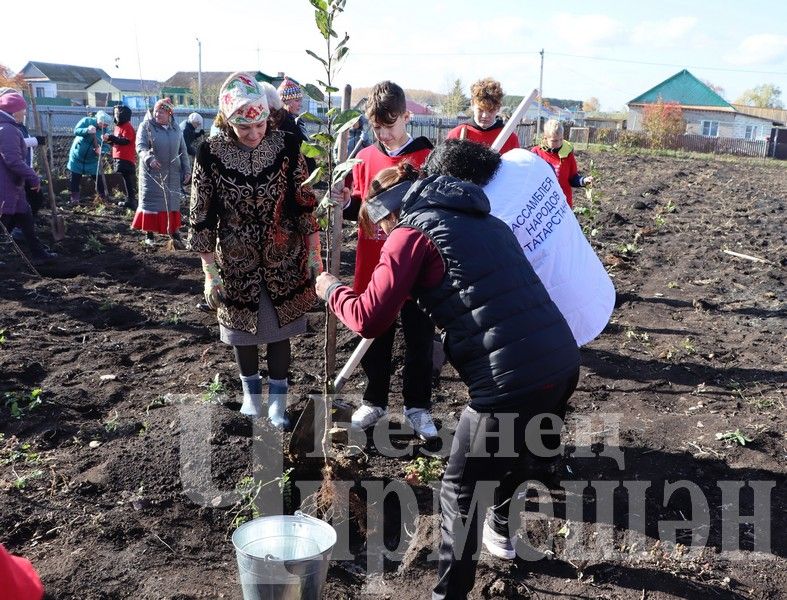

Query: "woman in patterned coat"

xmin=188 ymin=72 xmax=321 ymax=429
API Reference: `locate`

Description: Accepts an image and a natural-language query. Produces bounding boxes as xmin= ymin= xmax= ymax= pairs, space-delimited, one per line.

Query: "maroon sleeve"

xmin=328 ymin=228 xmax=442 ymax=338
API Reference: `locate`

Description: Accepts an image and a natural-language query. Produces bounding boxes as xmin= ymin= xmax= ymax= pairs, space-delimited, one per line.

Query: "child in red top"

xmin=446 ymin=78 xmax=519 ymax=154
xmin=530 ymin=118 xmax=592 ymax=207
xmin=338 ymin=81 xmax=436 ymax=440
xmin=103 ymin=104 xmax=137 ymax=209
xmin=0 ymin=544 xmax=44 ymax=600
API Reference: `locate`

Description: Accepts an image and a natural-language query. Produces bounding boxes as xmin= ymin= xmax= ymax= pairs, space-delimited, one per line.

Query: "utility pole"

xmin=196 ymin=38 xmax=202 ymax=109
xmin=536 ymin=48 xmax=544 ymax=138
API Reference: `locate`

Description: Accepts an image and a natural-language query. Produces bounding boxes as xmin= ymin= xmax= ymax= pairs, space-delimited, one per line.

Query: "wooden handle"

xmin=490 ymin=89 xmax=538 ymax=153
xmin=26 ymin=84 xmax=58 ymax=213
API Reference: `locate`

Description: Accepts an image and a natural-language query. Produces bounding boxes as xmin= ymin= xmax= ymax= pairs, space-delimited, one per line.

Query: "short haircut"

xmin=366 ymin=81 xmax=407 ymax=126
xmin=470 ymin=78 xmax=505 ymax=111
xmin=543 ymin=118 xmax=564 ymax=136
xmin=423 ymin=139 xmax=501 ymax=187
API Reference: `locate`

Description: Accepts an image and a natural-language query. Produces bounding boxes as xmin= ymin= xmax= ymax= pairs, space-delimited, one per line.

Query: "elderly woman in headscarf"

xmin=188 ymin=72 xmax=321 ymax=429
xmin=66 ymin=109 xmax=113 ymax=205
xmin=132 ymin=98 xmax=190 ymax=246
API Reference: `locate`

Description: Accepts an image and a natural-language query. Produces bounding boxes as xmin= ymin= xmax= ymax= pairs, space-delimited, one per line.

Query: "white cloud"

xmin=629 ymin=16 xmax=698 ymax=48
xmin=725 ymin=33 xmax=787 ymax=66
xmin=548 ymin=13 xmax=626 ymax=53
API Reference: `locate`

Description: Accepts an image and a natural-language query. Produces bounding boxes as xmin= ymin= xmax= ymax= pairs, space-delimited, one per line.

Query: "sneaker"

xmin=404 ymin=407 xmax=438 ymax=441
xmin=482 ymin=521 xmax=516 ymax=560
xmin=351 ymin=405 xmax=387 ymax=430
xmin=142 ymin=237 xmax=155 ymax=247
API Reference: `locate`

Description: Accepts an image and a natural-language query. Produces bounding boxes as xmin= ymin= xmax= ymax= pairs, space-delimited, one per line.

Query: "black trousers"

xmin=114 ymin=159 xmax=137 ymax=208
xmin=69 ymin=171 xmax=106 ymax=198
xmin=359 ymin=299 xmax=434 ymax=410
xmin=1 ymin=205 xmax=45 ymax=256
xmin=432 ymin=369 xmax=579 ymax=600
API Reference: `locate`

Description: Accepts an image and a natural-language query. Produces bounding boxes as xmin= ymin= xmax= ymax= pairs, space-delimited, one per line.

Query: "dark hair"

xmin=358 ymin=161 xmax=419 ymax=237
xmin=423 ymin=139 xmax=502 ymax=186
xmin=366 ymin=81 xmax=407 ymax=126
xmin=213 ymin=112 xmax=278 ymax=142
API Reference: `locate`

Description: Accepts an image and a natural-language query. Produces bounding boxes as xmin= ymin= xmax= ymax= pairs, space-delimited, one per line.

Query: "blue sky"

xmin=5 ymin=0 xmax=787 ymax=111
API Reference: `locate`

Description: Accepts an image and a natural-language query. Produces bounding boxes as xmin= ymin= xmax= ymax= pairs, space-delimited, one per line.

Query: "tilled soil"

xmin=1 ymin=149 xmax=785 ymax=599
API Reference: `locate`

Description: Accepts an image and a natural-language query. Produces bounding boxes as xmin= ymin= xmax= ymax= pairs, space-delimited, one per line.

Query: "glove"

xmin=35 ymin=135 xmax=47 ymax=146
xmin=87 ymin=125 xmax=96 ymax=134
xmin=202 ymin=263 xmax=226 ymax=310
xmin=307 ymin=231 xmax=323 ymax=278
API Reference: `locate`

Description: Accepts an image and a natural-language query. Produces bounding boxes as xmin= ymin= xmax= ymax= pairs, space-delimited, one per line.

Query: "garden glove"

xmin=307 ymin=231 xmax=323 ymax=279
xmin=202 ymin=263 xmax=226 ymax=310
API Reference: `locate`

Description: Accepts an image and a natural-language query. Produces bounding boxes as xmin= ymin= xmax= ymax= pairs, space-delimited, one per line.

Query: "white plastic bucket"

xmin=232 ymin=512 xmax=337 ymax=600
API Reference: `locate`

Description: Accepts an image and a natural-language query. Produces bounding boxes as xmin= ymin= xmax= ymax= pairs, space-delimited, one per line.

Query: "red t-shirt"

xmin=349 ymin=138 xmax=433 ymax=293
xmin=0 ymin=544 xmax=44 ymax=600
xmin=446 ymin=120 xmax=519 ymax=154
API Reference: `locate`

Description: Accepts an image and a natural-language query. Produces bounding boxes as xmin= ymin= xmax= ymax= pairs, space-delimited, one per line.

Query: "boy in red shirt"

xmin=103 ymin=104 xmax=137 ymax=209
xmin=446 ymin=78 xmax=519 ymax=154
xmin=337 ymin=81 xmax=437 ymax=439
xmin=530 ymin=118 xmax=592 ymax=207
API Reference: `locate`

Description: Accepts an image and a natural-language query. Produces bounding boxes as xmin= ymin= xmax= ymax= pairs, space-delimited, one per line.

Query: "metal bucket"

xmin=232 ymin=512 xmax=337 ymax=600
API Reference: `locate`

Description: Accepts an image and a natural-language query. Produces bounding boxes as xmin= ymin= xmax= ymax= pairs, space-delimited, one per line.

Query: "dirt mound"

xmin=1 ymin=150 xmax=785 ymax=599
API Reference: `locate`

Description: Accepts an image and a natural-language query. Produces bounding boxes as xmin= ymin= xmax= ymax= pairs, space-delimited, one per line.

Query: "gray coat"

xmin=136 ymin=117 xmax=189 ymax=213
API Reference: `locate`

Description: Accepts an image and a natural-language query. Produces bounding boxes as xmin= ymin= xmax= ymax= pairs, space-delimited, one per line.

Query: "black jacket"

xmin=398 ymin=175 xmax=580 ymax=410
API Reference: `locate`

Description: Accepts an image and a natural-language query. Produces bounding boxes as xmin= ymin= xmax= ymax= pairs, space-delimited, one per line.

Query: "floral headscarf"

xmin=219 ymin=72 xmax=269 ymax=125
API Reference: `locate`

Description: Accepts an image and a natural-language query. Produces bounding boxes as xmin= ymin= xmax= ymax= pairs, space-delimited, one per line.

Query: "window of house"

xmin=701 ymin=120 xmax=719 ymax=137
xmin=744 ymin=125 xmax=759 ymax=140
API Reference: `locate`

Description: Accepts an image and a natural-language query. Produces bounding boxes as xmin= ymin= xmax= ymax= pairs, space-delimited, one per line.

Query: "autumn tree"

xmin=441 ymin=79 xmax=469 ymax=116
xmin=582 ymin=97 xmax=600 ymax=113
xmin=642 ymin=98 xmax=685 ymax=149
xmin=702 ymin=80 xmax=726 ymax=99
xmin=0 ymin=64 xmax=25 ymax=90
xmin=736 ymin=84 xmax=783 ymax=108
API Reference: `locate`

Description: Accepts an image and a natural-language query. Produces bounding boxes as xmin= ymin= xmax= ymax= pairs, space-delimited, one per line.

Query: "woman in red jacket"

xmin=531 ymin=118 xmax=592 ymax=207
xmin=0 ymin=544 xmax=44 ymax=600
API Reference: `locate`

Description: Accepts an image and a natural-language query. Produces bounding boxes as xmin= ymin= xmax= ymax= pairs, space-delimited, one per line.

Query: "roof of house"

xmin=628 ymin=69 xmax=733 ymax=109
xmin=109 ymin=78 xmax=161 ymax=93
xmin=22 ymin=61 xmax=109 ymax=86
xmin=163 ymin=71 xmax=243 ymax=89
xmin=406 ymin=99 xmax=432 ymax=115
xmin=731 ymin=103 xmax=787 ymax=125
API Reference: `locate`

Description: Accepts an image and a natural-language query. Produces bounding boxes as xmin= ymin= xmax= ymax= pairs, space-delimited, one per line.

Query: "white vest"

xmin=483 ymin=149 xmax=615 ymax=346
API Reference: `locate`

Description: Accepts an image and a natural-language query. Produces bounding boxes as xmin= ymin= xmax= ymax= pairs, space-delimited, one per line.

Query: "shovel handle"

xmin=490 ymin=89 xmax=538 ymax=153
xmin=27 ymin=85 xmax=59 ymax=215
xmin=333 ymin=337 xmax=374 ymax=394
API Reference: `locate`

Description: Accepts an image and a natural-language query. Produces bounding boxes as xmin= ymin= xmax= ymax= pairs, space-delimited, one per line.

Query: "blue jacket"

xmin=67 ymin=116 xmax=111 ymax=175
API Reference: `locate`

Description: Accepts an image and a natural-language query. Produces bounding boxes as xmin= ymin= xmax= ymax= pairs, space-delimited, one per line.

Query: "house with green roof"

xmin=627 ymin=69 xmax=777 ymax=141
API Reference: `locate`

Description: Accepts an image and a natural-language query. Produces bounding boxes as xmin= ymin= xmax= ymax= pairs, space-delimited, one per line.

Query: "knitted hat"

xmin=187 ymin=112 xmax=204 ymax=128
xmin=277 ymin=77 xmax=302 ymax=102
xmin=0 ymin=91 xmax=26 ymax=115
xmin=154 ymin=97 xmax=174 ymax=116
xmin=95 ymin=110 xmax=113 ymax=127
xmin=259 ymin=81 xmax=283 ymax=111
xmin=219 ymin=72 xmax=269 ymax=125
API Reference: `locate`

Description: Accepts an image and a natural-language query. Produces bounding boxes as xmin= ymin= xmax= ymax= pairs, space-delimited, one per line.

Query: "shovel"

xmin=288 ymin=337 xmax=373 ymax=456
xmin=27 ymin=84 xmax=65 ymax=241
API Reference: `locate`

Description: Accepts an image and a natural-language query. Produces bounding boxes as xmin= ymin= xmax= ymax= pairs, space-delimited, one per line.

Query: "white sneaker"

xmin=482 ymin=521 xmax=516 ymax=560
xmin=404 ymin=407 xmax=438 ymax=441
xmin=351 ymin=405 xmax=387 ymax=430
